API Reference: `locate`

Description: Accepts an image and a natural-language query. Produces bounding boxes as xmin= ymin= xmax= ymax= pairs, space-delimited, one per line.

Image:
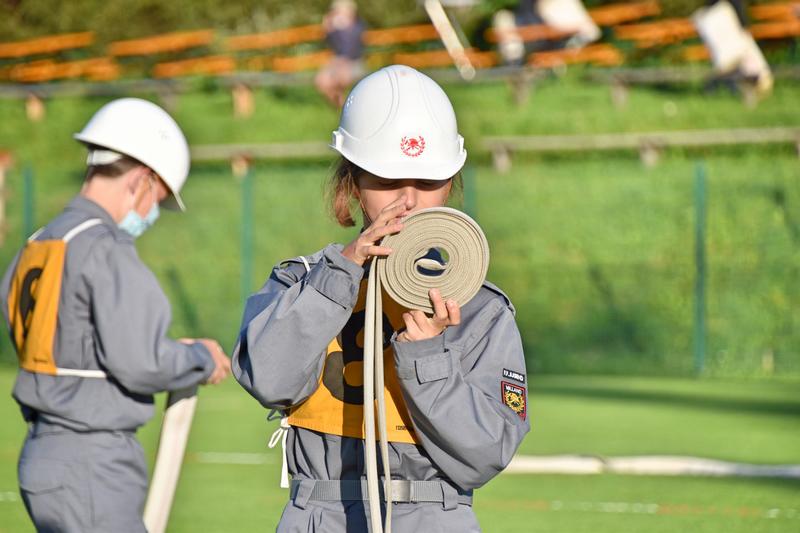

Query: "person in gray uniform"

xmin=1 ymin=97 xmax=231 ymax=533
xmin=233 ymin=65 xmax=529 ymax=532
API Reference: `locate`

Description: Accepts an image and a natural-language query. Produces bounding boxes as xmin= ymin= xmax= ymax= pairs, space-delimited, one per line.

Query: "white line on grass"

xmin=505 ymin=455 xmax=800 ymax=479
xmin=189 ymin=452 xmax=800 ymax=478
xmin=0 ymin=491 xmax=18 ymax=503
xmin=536 ymin=499 xmax=799 ymax=520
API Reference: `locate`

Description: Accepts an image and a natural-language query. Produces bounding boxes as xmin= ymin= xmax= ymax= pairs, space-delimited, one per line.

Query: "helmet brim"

xmin=75 ymin=133 xmax=187 ymax=211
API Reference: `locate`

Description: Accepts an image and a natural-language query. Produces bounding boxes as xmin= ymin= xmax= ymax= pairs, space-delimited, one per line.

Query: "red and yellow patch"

xmin=501 ymin=381 xmax=526 ymax=420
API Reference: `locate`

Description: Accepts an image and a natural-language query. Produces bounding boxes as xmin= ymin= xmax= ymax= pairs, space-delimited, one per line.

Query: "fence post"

xmin=0 ymin=151 xmax=11 ymax=246
xmin=463 ymin=164 xmax=477 ymax=220
xmin=23 ymin=164 xmax=34 ymax=241
xmin=693 ymin=161 xmax=707 ymax=374
xmin=233 ymin=156 xmax=253 ymax=306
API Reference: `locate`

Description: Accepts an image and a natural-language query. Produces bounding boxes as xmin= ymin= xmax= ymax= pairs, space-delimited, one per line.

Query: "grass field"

xmin=0 ymin=368 xmax=798 ymax=532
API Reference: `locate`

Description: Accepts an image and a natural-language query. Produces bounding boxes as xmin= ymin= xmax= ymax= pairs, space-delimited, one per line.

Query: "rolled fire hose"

xmin=363 ymin=207 xmax=489 ymax=533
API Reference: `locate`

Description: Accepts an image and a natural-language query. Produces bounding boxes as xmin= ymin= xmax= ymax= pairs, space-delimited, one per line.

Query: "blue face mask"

xmin=118 ymin=203 xmax=160 ymax=238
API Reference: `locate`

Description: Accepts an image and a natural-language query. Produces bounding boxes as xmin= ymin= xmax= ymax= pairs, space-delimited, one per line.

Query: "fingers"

xmin=361 ymin=245 xmax=393 ymax=258
xmin=365 ymin=221 xmax=404 ymax=240
xmin=430 ymin=289 xmax=448 ymax=326
xmin=374 ymin=195 xmax=410 ymax=225
xmin=445 ymin=299 xmax=461 ymax=326
xmin=430 ymin=289 xmax=461 ymax=327
xmin=342 ymin=220 xmax=404 ymax=266
xmin=197 ymin=338 xmax=231 ymax=385
xmin=396 ymin=291 xmax=461 ymax=343
xmin=401 ymin=311 xmax=426 ymax=341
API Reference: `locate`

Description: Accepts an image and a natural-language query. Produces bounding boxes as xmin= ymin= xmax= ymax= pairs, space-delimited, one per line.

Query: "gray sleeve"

xmin=87 ymin=238 xmax=215 ymax=394
xmin=391 ymin=299 xmax=530 ymax=490
xmin=232 ymin=245 xmax=364 ymax=409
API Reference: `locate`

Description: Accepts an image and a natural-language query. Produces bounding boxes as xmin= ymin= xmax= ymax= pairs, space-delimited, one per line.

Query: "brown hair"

xmin=326 ymin=157 xmax=464 ymax=227
xmin=327 ymin=157 xmax=363 ymax=227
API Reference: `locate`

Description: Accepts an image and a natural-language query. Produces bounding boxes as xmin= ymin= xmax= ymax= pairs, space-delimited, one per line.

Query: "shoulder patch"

xmin=503 ymin=368 xmax=526 ymax=384
xmin=502 ymin=381 xmax=527 ymax=420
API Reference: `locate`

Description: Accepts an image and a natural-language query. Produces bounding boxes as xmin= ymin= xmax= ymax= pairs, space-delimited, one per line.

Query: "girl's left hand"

xmin=396 ymin=288 xmax=460 ymax=342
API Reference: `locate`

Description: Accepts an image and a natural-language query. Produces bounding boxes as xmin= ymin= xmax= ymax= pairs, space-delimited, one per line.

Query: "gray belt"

xmin=28 ymin=418 xmax=134 ymax=437
xmin=290 ymin=479 xmax=472 ymax=510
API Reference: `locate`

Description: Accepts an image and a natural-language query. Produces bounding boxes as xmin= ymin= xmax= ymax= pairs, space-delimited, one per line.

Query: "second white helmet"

xmin=331 ymin=64 xmax=466 ymax=180
xmin=74 ymin=98 xmax=190 ymax=211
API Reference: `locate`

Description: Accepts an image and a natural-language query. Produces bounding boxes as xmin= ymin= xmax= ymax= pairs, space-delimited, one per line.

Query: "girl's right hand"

xmin=341 ymin=195 xmax=408 ymax=266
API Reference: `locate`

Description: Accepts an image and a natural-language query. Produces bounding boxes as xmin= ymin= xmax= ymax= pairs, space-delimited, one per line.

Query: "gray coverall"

xmin=1 ymin=196 xmax=215 ymax=533
xmin=233 ymin=244 xmax=530 ymax=532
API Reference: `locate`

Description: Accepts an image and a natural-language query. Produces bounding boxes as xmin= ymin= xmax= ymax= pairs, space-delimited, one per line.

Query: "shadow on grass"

xmin=532 ymin=382 xmax=800 ymax=418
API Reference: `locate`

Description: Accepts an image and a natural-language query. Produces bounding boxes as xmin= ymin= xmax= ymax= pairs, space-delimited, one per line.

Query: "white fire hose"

xmin=363 ymin=207 xmax=489 ymax=533
xmin=143 ymin=386 xmax=198 ymax=533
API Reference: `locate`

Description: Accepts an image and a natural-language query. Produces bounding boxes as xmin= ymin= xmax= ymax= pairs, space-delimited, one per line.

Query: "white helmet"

xmin=74 ymin=98 xmax=190 ymax=211
xmin=331 ymin=64 xmax=466 ymax=181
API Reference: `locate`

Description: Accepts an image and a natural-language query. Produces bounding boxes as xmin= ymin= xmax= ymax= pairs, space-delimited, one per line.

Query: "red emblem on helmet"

xmin=400 ymin=136 xmax=426 ymax=157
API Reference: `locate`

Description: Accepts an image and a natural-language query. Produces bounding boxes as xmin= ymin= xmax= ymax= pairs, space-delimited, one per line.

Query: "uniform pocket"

xmin=415 ymin=353 xmax=453 ymax=383
xmin=19 ymin=459 xmax=67 ymax=532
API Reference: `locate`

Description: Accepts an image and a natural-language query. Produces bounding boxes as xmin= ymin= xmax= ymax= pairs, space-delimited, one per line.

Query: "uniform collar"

xmin=65 ymin=196 xmax=129 ymax=240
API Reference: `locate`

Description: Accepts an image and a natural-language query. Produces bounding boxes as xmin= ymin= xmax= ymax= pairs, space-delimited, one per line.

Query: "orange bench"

xmin=363 ymin=24 xmax=439 ymax=46
xmin=271 ymin=50 xmax=332 ymax=73
xmin=109 ymin=30 xmax=219 ymax=80
xmin=484 ymin=23 xmax=573 ymax=44
xmin=152 ymin=55 xmax=236 ymax=78
xmin=588 ymin=0 xmax=661 ymax=27
xmin=750 ymin=19 xmax=800 ymax=39
xmin=529 ymin=43 xmax=624 ymax=68
xmin=365 ymin=24 xmax=443 ymax=70
xmin=393 ymin=48 xmax=497 ymax=69
xmin=226 ymin=25 xmax=326 ymax=73
xmin=9 ymin=57 xmax=119 ymax=83
xmin=109 ymin=30 xmax=215 ymax=56
xmin=366 ymin=24 xmax=496 ymax=71
xmin=225 ymin=25 xmax=324 ymax=51
xmin=749 ymin=2 xmax=800 ymax=21
xmin=614 ymin=18 xmax=697 ymax=48
xmin=265 ymin=24 xmax=453 ymax=73
xmin=0 ymin=32 xmax=94 ymax=59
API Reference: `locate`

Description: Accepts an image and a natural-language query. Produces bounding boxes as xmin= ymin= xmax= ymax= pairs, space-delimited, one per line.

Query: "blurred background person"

xmin=315 ymin=0 xmax=366 ymax=108
xmin=492 ymin=9 xmax=526 ymax=66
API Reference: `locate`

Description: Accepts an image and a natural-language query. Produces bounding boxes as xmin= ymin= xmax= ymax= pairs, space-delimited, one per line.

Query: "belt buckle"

xmin=389 ymin=480 xmax=412 ymax=503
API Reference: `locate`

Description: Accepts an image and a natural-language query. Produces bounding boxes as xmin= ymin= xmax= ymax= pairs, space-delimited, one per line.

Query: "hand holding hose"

xmin=396 ymin=288 xmax=461 ymax=342
xmin=341 ymin=196 xmax=409 ymax=266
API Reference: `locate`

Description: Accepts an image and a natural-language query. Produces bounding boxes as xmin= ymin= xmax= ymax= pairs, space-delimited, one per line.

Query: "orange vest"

xmin=8 ymin=220 xmax=101 ymax=375
xmin=287 ymin=279 xmax=419 ymax=444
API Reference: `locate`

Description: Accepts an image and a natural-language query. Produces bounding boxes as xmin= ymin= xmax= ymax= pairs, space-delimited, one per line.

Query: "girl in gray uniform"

xmin=233 ymin=65 xmax=529 ymax=532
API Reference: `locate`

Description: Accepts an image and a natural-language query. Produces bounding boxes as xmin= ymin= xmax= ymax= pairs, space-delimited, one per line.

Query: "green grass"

xmin=0 ymin=369 xmax=798 ymax=532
